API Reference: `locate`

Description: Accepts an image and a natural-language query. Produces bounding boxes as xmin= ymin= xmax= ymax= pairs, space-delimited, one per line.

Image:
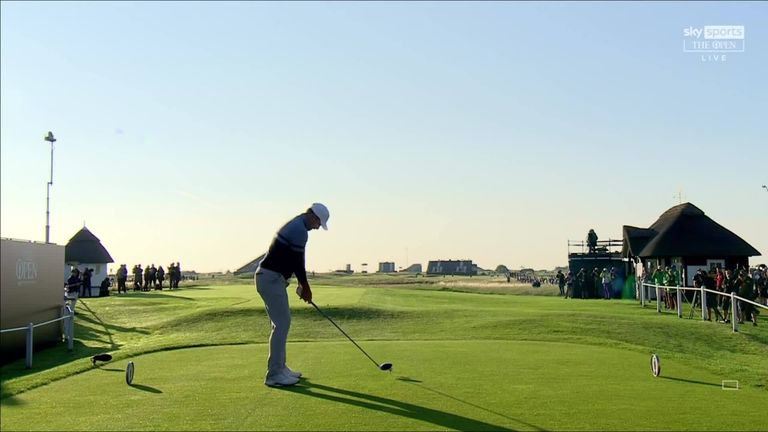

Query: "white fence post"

xmin=676 ymin=288 xmax=683 ymax=318
xmin=701 ymin=287 xmax=708 ymax=320
xmin=67 ymin=306 xmax=74 ymax=351
xmin=731 ymin=292 xmax=738 ymax=332
xmin=25 ymin=322 xmax=34 ymax=369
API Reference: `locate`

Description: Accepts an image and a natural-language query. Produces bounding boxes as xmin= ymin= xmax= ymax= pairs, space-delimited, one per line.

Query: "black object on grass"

xmin=310 ymin=301 xmax=392 ymax=372
xmin=91 ymin=353 xmax=113 ymax=365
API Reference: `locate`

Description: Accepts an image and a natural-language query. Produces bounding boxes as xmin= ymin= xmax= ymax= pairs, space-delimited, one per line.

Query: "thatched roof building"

xmin=65 ymin=227 xmax=114 ymax=264
xmin=623 ymin=202 xmax=760 ymax=284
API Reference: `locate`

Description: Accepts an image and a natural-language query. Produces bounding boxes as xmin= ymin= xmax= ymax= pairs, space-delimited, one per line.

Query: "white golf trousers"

xmin=255 ymin=268 xmax=291 ymax=374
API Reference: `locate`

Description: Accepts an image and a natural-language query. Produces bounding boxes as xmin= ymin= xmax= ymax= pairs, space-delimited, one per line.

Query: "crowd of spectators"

xmin=563 ymin=267 xmax=619 ymax=300
xmin=645 ymin=264 xmax=766 ymax=326
xmin=113 ymin=263 xmax=183 ymax=293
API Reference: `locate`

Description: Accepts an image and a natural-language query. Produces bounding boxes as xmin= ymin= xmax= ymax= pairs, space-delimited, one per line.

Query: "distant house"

xmin=234 ymin=253 xmax=266 ymax=276
xmin=401 ymin=263 xmax=423 ymax=273
xmin=378 ymin=262 xmax=395 ymax=273
xmin=65 ymin=227 xmax=114 ymax=295
xmin=427 ymin=260 xmax=476 ymax=276
xmin=623 ymin=202 xmax=761 ymax=286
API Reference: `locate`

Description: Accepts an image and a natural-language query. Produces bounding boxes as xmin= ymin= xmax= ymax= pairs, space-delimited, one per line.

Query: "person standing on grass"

xmin=555 ymin=270 xmax=566 ymax=296
xmin=600 ymin=268 xmax=612 ymax=299
xmin=255 ymin=203 xmax=330 ymax=387
xmin=143 ymin=265 xmax=151 ymax=291
xmin=738 ymin=270 xmax=757 ymax=326
xmin=577 ymin=268 xmax=587 ymax=299
xmin=565 ymin=271 xmax=574 ymax=299
xmin=703 ymin=270 xmax=723 ymax=322
xmin=157 ymin=265 xmax=166 ymax=290
xmin=167 ymin=263 xmax=176 ymax=289
xmin=116 ymin=264 xmax=128 ymax=294
xmin=592 ymin=267 xmax=601 ymax=299
xmin=133 ymin=264 xmax=143 ymax=291
xmin=758 ymin=265 xmax=768 ymax=306
xmin=65 ymin=268 xmax=82 ymax=313
xmin=81 ymin=267 xmax=92 ymax=298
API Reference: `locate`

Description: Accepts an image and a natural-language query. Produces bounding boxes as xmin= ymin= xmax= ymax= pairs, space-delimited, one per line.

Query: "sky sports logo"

xmin=683 ymin=25 xmax=745 ymax=57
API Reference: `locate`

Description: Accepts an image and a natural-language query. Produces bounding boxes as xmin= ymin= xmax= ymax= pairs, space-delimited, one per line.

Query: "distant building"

xmin=234 ymin=254 xmax=266 ymax=275
xmin=65 ymin=227 xmax=114 ymax=295
xmin=402 ymin=263 xmax=422 ymax=273
xmin=623 ymin=202 xmax=761 ymax=286
xmin=378 ymin=262 xmax=395 ymax=273
xmin=427 ymin=260 xmax=476 ymax=276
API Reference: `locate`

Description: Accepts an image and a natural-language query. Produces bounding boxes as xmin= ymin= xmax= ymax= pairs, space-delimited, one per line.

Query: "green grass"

xmin=1 ymin=275 xmax=766 ymax=431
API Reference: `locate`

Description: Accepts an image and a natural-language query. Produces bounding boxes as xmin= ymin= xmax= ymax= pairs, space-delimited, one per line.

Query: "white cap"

xmin=310 ymin=203 xmax=330 ymax=230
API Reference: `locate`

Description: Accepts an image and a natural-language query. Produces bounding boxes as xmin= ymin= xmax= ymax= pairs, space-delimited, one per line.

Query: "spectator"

xmin=601 ymin=267 xmax=612 ymax=299
xmin=702 ymin=270 xmax=724 ymax=322
xmin=555 ymin=270 xmax=565 ymax=296
xmin=721 ymin=269 xmax=737 ymax=323
xmin=99 ymin=277 xmax=111 ymax=297
xmin=81 ymin=267 xmax=93 ymax=298
xmin=143 ymin=265 xmax=151 ymax=291
xmin=664 ymin=267 xmax=677 ymax=311
xmin=586 ymin=229 xmax=598 ymax=254
xmin=175 ymin=262 xmax=182 ymax=288
xmin=592 ymin=268 xmax=601 ymax=299
xmin=65 ymin=268 xmax=82 ymax=313
xmin=576 ymin=268 xmax=586 ymax=299
xmin=149 ymin=264 xmax=158 ymax=290
xmin=133 ymin=265 xmax=143 ymax=291
xmin=157 ymin=265 xmax=166 ymax=290
xmin=565 ymin=271 xmax=574 ymax=299
xmin=738 ymin=270 xmax=757 ymax=326
xmin=757 ymin=265 xmax=768 ymax=306
xmin=116 ymin=264 xmax=128 ymax=294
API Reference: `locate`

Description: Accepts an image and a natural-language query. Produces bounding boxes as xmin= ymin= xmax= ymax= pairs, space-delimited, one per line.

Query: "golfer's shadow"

xmin=280 ymin=379 xmax=521 ymax=431
xmin=396 ymin=376 xmax=545 ymax=431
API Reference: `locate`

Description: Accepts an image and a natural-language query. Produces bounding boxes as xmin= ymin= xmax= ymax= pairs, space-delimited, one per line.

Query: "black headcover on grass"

xmin=91 ymin=353 xmax=113 ymax=365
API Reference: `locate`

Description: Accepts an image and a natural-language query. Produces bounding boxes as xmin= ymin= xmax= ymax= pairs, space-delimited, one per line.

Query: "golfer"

xmin=255 ymin=203 xmax=329 ymax=387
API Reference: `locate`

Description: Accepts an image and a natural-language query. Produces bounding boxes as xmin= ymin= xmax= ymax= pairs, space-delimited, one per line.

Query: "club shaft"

xmin=310 ymin=301 xmax=380 ymax=368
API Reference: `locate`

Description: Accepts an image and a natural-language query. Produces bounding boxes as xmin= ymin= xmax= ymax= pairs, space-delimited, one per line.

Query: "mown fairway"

xmin=2 ymin=275 xmax=766 ymax=431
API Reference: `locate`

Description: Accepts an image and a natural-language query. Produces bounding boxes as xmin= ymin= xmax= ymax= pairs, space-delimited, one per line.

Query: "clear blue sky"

xmin=2 ymin=1 xmax=766 ymax=273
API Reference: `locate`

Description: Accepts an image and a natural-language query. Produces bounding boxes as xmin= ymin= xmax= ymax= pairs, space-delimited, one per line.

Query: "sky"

xmin=1 ymin=1 xmax=766 ymax=274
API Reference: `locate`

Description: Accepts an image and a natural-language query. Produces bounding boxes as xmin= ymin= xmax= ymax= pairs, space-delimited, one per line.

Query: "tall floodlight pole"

xmin=44 ymin=131 xmax=56 ymax=243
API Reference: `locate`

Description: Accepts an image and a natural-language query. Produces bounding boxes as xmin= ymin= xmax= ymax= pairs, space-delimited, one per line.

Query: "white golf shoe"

xmin=283 ymin=366 xmax=302 ymax=378
xmin=264 ymin=371 xmax=300 ymax=387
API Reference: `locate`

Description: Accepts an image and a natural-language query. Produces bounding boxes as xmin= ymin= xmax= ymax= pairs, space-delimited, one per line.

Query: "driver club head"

xmin=379 ymin=362 xmax=393 ymax=371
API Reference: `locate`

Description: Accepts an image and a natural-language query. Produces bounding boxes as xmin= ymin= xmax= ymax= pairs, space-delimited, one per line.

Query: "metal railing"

xmin=568 ymin=239 xmax=623 ymax=255
xmin=639 ymin=282 xmax=767 ymax=333
xmin=0 ymin=303 xmax=74 ymax=368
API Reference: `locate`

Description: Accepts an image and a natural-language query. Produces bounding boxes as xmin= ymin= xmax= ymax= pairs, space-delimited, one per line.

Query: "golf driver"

xmin=310 ymin=301 xmax=392 ymax=372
